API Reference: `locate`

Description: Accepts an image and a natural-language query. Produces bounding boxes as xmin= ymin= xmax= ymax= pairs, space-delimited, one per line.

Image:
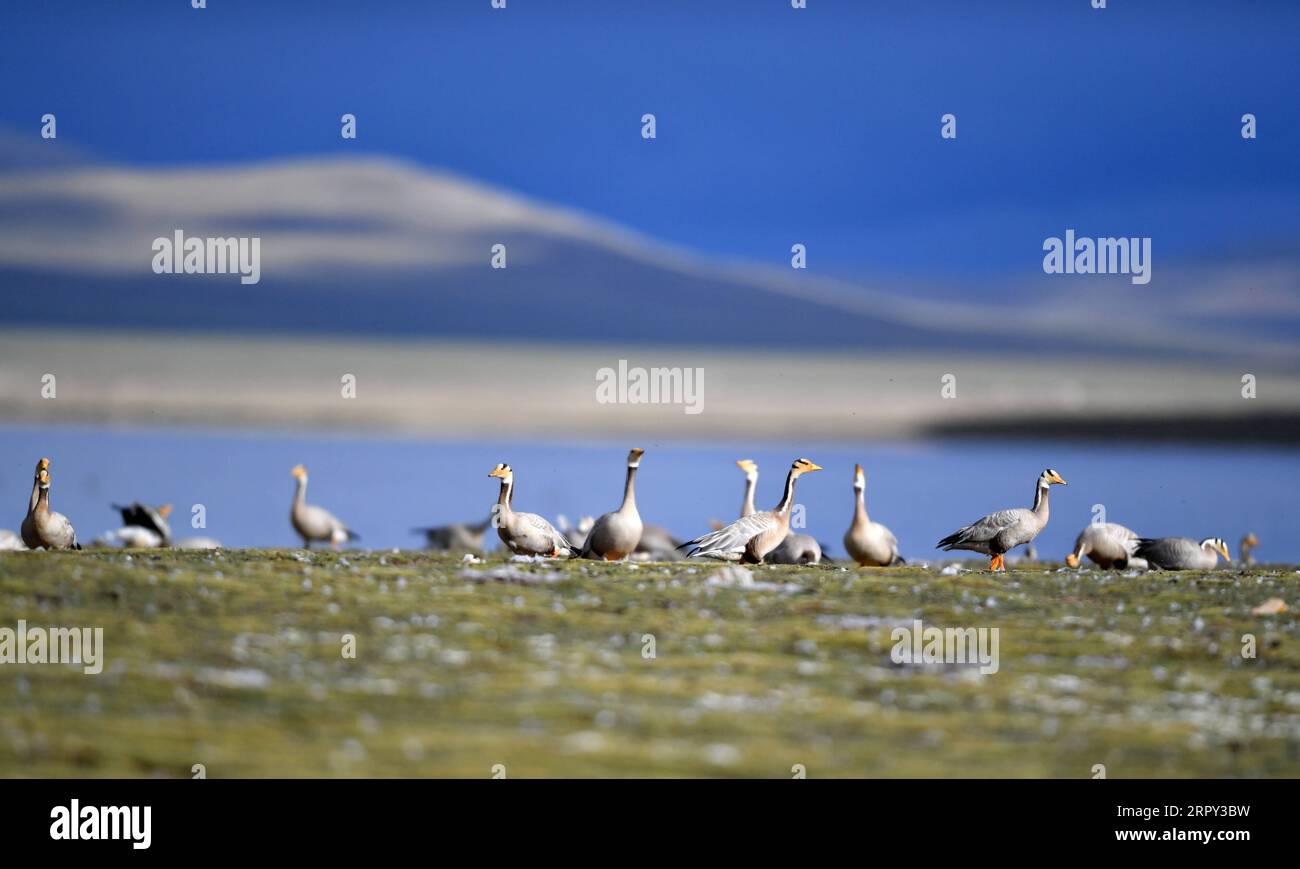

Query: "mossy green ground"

xmin=1 ymin=550 xmax=1297 ymax=778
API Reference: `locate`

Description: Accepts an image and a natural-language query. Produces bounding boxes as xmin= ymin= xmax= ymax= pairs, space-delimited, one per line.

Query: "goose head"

xmin=736 ymin=459 xmax=758 ymax=482
xmin=627 ymin=447 xmax=645 ymax=468
xmin=37 ymin=468 xmax=50 ymax=491
xmin=488 ymin=463 xmax=514 ymax=484
xmin=1241 ymin=532 xmax=1259 ymax=549
xmin=291 ymin=464 xmax=308 ymax=482
xmin=35 ymin=457 xmax=50 ymax=477
xmin=158 ymin=504 xmax=174 ymax=518
xmin=852 ymin=463 xmax=866 ymax=490
xmin=1039 ymin=468 xmax=1067 ymax=488
xmin=1201 ymin=537 xmax=1231 ymax=562
xmin=790 ymin=458 xmax=823 ymax=478
xmin=1065 ymin=552 xmax=1080 ymax=568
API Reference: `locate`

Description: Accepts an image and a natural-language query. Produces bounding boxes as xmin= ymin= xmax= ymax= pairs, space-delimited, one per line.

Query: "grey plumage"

xmin=937 ymin=468 xmax=1066 ymax=570
xmin=1134 ymin=536 xmax=1230 ymax=570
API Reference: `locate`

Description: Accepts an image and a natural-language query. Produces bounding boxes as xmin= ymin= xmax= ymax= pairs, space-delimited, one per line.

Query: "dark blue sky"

xmin=2 ymin=0 xmax=1296 ymax=277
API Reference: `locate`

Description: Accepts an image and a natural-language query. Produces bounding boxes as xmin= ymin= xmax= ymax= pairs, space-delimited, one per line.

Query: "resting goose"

xmin=488 ymin=464 xmax=578 ymax=557
xmin=937 ymin=468 xmax=1067 ymax=571
xmin=1134 ymin=536 xmax=1230 ymax=571
xmin=842 ymin=464 xmax=903 ymax=566
xmin=290 ymin=464 xmax=358 ymax=550
xmin=555 ymin=515 xmax=595 ymax=549
xmin=678 ymin=458 xmax=823 ymax=562
xmin=733 ymin=458 xmax=821 ymax=564
xmin=767 ymin=534 xmax=822 ymax=565
xmin=635 ymin=523 xmax=683 ymax=561
xmin=176 ymin=536 xmax=222 ymax=550
xmin=1240 ymin=533 xmax=1259 ymax=566
xmin=581 ymin=448 xmax=646 ymax=560
xmin=19 ymin=457 xmax=50 ymax=549
xmin=31 ymin=467 xmax=81 ymax=550
xmin=105 ymin=501 xmax=173 ymax=548
xmin=1066 ymin=522 xmax=1146 ymax=569
xmin=412 ymin=516 xmax=493 ymax=552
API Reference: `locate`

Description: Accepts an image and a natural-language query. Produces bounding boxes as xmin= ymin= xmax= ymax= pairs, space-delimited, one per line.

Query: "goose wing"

xmin=679 ymin=511 xmax=779 ymax=558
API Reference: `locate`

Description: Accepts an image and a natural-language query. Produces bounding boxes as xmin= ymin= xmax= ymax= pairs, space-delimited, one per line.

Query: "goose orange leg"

xmin=989 ymin=553 xmax=1005 ymax=572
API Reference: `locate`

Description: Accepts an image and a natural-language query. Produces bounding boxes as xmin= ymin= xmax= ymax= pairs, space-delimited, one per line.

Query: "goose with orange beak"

xmin=938 ymin=468 xmax=1066 ymax=571
xmin=843 ymin=464 xmax=904 ymax=567
xmin=488 ymin=464 xmax=578 ymax=558
xmin=290 ymin=464 xmax=358 ymax=550
xmin=31 ymin=466 xmax=81 ymax=550
xmin=19 ymin=457 xmax=50 ymax=549
xmin=679 ymin=458 xmax=823 ymax=562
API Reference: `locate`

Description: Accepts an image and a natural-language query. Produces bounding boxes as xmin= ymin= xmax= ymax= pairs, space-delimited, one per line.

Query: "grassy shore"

xmin=1 ymin=549 xmax=1297 ymax=778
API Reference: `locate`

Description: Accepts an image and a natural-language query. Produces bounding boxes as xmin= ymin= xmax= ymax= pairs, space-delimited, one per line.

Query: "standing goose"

xmin=31 ymin=467 xmax=81 ymax=550
xmin=678 ymin=459 xmax=823 ymax=562
xmin=19 ymin=457 xmax=50 ymax=549
xmin=937 ymin=468 xmax=1067 ymax=571
xmin=843 ymin=464 xmax=903 ymax=567
xmin=487 ymin=464 xmax=578 ymax=558
xmin=1134 ymin=536 xmax=1230 ymax=571
xmin=1066 ymin=522 xmax=1145 ymax=569
xmin=736 ymin=459 xmax=759 ymax=517
xmin=1240 ymin=533 xmax=1259 ymax=566
xmin=581 ymin=448 xmax=646 ymax=560
xmin=290 ymin=464 xmax=358 ymax=550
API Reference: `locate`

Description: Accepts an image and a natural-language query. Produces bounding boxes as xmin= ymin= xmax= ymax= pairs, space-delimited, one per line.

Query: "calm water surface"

xmin=1 ymin=425 xmax=1296 ymax=562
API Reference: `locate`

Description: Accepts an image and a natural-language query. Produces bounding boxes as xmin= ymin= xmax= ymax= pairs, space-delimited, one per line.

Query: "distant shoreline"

xmin=3 ymin=328 xmax=1298 ymax=445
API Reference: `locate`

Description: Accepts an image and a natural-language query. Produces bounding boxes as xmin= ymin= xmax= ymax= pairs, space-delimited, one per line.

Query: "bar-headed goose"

xmin=731 ymin=458 xmax=821 ymax=564
xmin=581 ymin=448 xmax=645 ymax=560
xmin=635 ymin=523 xmax=683 ymax=561
xmin=1240 ymin=533 xmax=1259 ymax=566
xmin=1066 ymin=522 xmax=1146 ymax=569
xmin=767 ymin=533 xmax=822 ymax=565
xmin=488 ymin=463 xmax=578 ymax=558
xmin=290 ymin=464 xmax=358 ymax=550
xmin=19 ymin=457 xmax=50 ymax=549
xmin=105 ymin=501 xmax=173 ymax=548
xmin=679 ymin=458 xmax=822 ymax=562
xmin=736 ymin=459 xmax=759 ymax=517
xmin=843 ymin=464 xmax=903 ymax=567
xmin=937 ymin=468 xmax=1066 ymax=571
xmin=412 ymin=516 xmax=493 ymax=552
xmin=1134 ymin=536 xmax=1230 ymax=571
xmin=32 ymin=467 xmax=81 ymax=550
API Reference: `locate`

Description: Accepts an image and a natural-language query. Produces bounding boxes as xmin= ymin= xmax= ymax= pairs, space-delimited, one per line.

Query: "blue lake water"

xmin=1 ymin=424 xmax=1296 ymax=563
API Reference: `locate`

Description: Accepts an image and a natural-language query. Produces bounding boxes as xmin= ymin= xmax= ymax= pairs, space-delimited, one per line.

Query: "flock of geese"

xmin=1 ymin=453 xmax=1258 ymax=572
